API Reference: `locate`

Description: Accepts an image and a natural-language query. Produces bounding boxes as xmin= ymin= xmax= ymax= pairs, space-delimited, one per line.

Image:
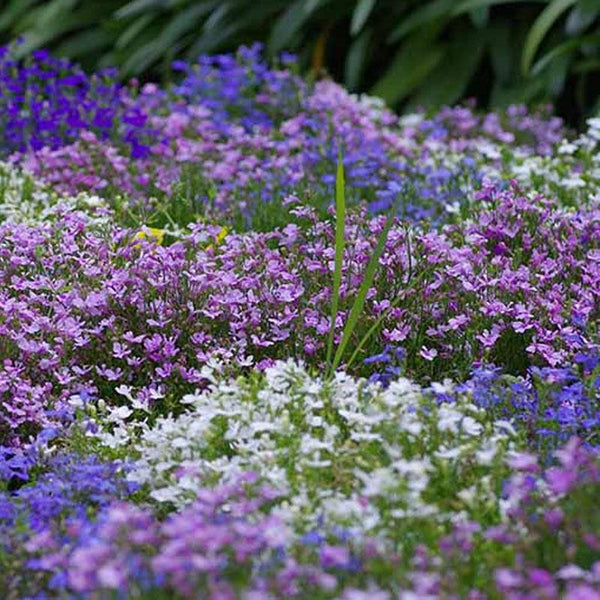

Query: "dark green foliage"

xmin=488 ymin=328 xmax=535 ymax=376
xmin=0 ymin=0 xmax=598 ymax=124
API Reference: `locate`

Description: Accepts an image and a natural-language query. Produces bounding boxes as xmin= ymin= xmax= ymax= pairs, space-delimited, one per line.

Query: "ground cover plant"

xmin=0 ymin=42 xmax=599 ymax=599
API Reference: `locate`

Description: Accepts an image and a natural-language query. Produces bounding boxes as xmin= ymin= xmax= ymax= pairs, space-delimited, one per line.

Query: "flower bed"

xmin=0 ymin=43 xmax=598 ymax=599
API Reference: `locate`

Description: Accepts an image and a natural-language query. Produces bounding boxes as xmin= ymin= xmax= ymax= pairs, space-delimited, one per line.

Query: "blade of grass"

xmin=325 ymin=151 xmax=346 ymax=370
xmin=344 ymin=269 xmax=427 ymax=372
xmin=331 ymin=210 xmax=396 ymax=373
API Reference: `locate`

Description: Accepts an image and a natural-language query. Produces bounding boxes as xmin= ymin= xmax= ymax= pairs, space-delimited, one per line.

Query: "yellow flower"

xmin=133 ymin=227 xmax=165 ymax=246
xmin=215 ymin=226 xmax=228 ymax=244
xmin=207 ymin=226 xmax=228 ymax=251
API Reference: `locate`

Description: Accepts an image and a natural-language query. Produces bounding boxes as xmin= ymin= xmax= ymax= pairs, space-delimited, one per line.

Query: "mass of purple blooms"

xmin=0 ymin=42 xmax=598 ymax=599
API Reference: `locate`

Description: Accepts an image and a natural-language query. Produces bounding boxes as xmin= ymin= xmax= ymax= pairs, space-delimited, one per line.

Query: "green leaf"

xmin=387 ymin=0 xmax=455 ymax=43
xmin=10 ymin=3 xmax=83 ymax=56
xmin=201 ymin=1 xmax=232 ymax=31
xmin=345 ymin=256 xmax=427 ymax=372
xmin=28 ymin=0 xmax=75 ymax=28
xmin=469 ymin=6 xmax=489 ymax=28
xmin=54 ymin=29 xmax=114 ymax=58
xmin=572 ymin=56 xmax=600 ymax=72
xmin=115 ymin=0 xmax=166 ymax=20
xmin=579 ymin=0 xmax=600 ymax=11
xmin=565 ymin=4 xmax=599 ymax=35
xmin=304 ymin=0 xmax=325 ymax=14
xmin=122 ymin=2 xmax=215 ymax=74
xmin=189 ymin=1 xmax=281 ymax=57
xmin=0 ymin=0 xmax=37 ymax=30
xmin=490 ymin=76 xmax=546 ymax=107
xmin=331 ymin=211 xmax=396 ymax=373
xmin=115 ymin=14 xmax=155 ymax=49
xmin=326 ymin=151 xmax=346 ymax=370
xmin=351 ymin=0 xmax=376 ymax=36
xmin=531 ymin=33 xmax=600 ymax=74
xmin=522 ymin=0 xmax=578 ymax=75
xmin=488 ymin=19 xmax=514 ymax=83
xmin=269 ymin=1 xmax=315 ymax=54
xmin=450 ymin=0 xmax=546 ymax=16
xmin=344 ymin=29 xmax=372 ymax=90
xmin=543 ymin=51 xmax=570 ymax=95
xmin=409 ymin=28 xmax=486 ymax=107
xmin=371 ymin=34 xmax=445 ymax=106
xmin=187 ymin=22 xmax=240 ymax=56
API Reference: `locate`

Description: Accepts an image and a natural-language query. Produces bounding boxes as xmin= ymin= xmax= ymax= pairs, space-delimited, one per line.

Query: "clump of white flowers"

xmin=90 ymin=360 xmax=517 ymax=541
xmin=483 ymin=117 xmax=600 ymax=206
xmin=0 ymin=161 xmax=111 ymax=225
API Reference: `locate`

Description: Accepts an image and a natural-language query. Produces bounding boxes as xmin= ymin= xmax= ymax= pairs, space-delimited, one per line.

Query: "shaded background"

xmin=0 ymin=0 xmax=598 ymax=127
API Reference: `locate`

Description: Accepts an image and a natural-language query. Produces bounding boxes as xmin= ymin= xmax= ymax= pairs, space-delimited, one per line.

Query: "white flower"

xmin=461 ymin=416 xmax=483 ymax=436
xmin=150 ymin=487 xmax=183 ymax=503
xmin=108 ymin=406 xmax=133 ymax=422
xmin=558 ymin=141 xmax=577 ymax=154
xmin=435 ymin=447 xmax=462 ymax=460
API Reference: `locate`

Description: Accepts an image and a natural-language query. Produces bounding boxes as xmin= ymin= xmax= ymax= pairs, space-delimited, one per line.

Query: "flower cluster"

xmin=89 ymin=360 xmax=516 ymax=539
xmin=9 ymin=45 xmax=569 ymax=228
xmin=0 ymin=174 xmax=598 ymax=445
xmin=0 ymin=45 xmax=152 ymax=157
xmin=0 ymin=161 xmax=111 ymax=226
xmin=0 ymin=441 xmax=136 ymax=598
xmin=6 ymin=420 xmax=599 ymax=599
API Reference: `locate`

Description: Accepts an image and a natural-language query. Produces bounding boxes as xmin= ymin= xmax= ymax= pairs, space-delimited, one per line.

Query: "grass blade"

xmin=325 ymin=151 xmax=346 ymax=370
xmin=331 ymin=210 xmax=395 ymax=373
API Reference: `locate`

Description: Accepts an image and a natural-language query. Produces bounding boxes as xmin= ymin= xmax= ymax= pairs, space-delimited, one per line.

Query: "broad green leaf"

xmin=565 ymin=4 xmax=599 ymax=34
xmin=579 ymin=0 xmax=600 ymax=11
xmin=531 ymin=33 xmax=600 ymax=74
xmin=122 ymin=2 xmax=218 ymax=73
xmin=159 ymin=3 xmax=214 ymax=46
xmin=573 ymin=56 xmax=600 ymax=72
xmin=388 ymin=0 xmax=454 ymax=43
xmin=344 ymin=29 xmax=372 ymax=90
xmin=409 ymin=28 xmax=486 ymax=107
xmin=522 ymin=0 xmax=578 ymax=75
xmin=269 ymin=1 xmax=316 ymax=54
xmin=469 ymin=6 xmax=489 ymax=28
xmin=326 ymin=151 xmax=346 ymax=370
xmin=0 ymin=0 xmax=37 ymax=30
xmin=11 ymin=6 xmax=83 ymax=56
xmin=202 ymin=2 xmax=232 ymax=31
xmin=98 ymin=50 xmax=120 ymax=70
xmin=55 ymin=29 xmax=114 ymax=58
xmin=115 ymin=0 xmax=167 ymax=20
xmin=38 ymin=0 xmax=78 ymax=28
xmin=116 ymin=14 xmax=155 ymax=49
xmin=304 ymin=0 xmax=326 ymax=14
xmin=490 ymin=76 xmax=546 ymax=107
xmin=187 ymin=21 xmax=242 ymax=56
xmin=60 ymin=2 xmax=125 ymax=28
xmin=351 ymin=0 xmax=376 ymax=36
xmin=544 ymin=52 xmax=570 ymax=95
xmin=371 ymin=34 xmax=445 ymax=106
xmin=488 ymin=19 xmax=513 ymax=83
xmin=450 ymin=0 xmax=546 ymax=16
